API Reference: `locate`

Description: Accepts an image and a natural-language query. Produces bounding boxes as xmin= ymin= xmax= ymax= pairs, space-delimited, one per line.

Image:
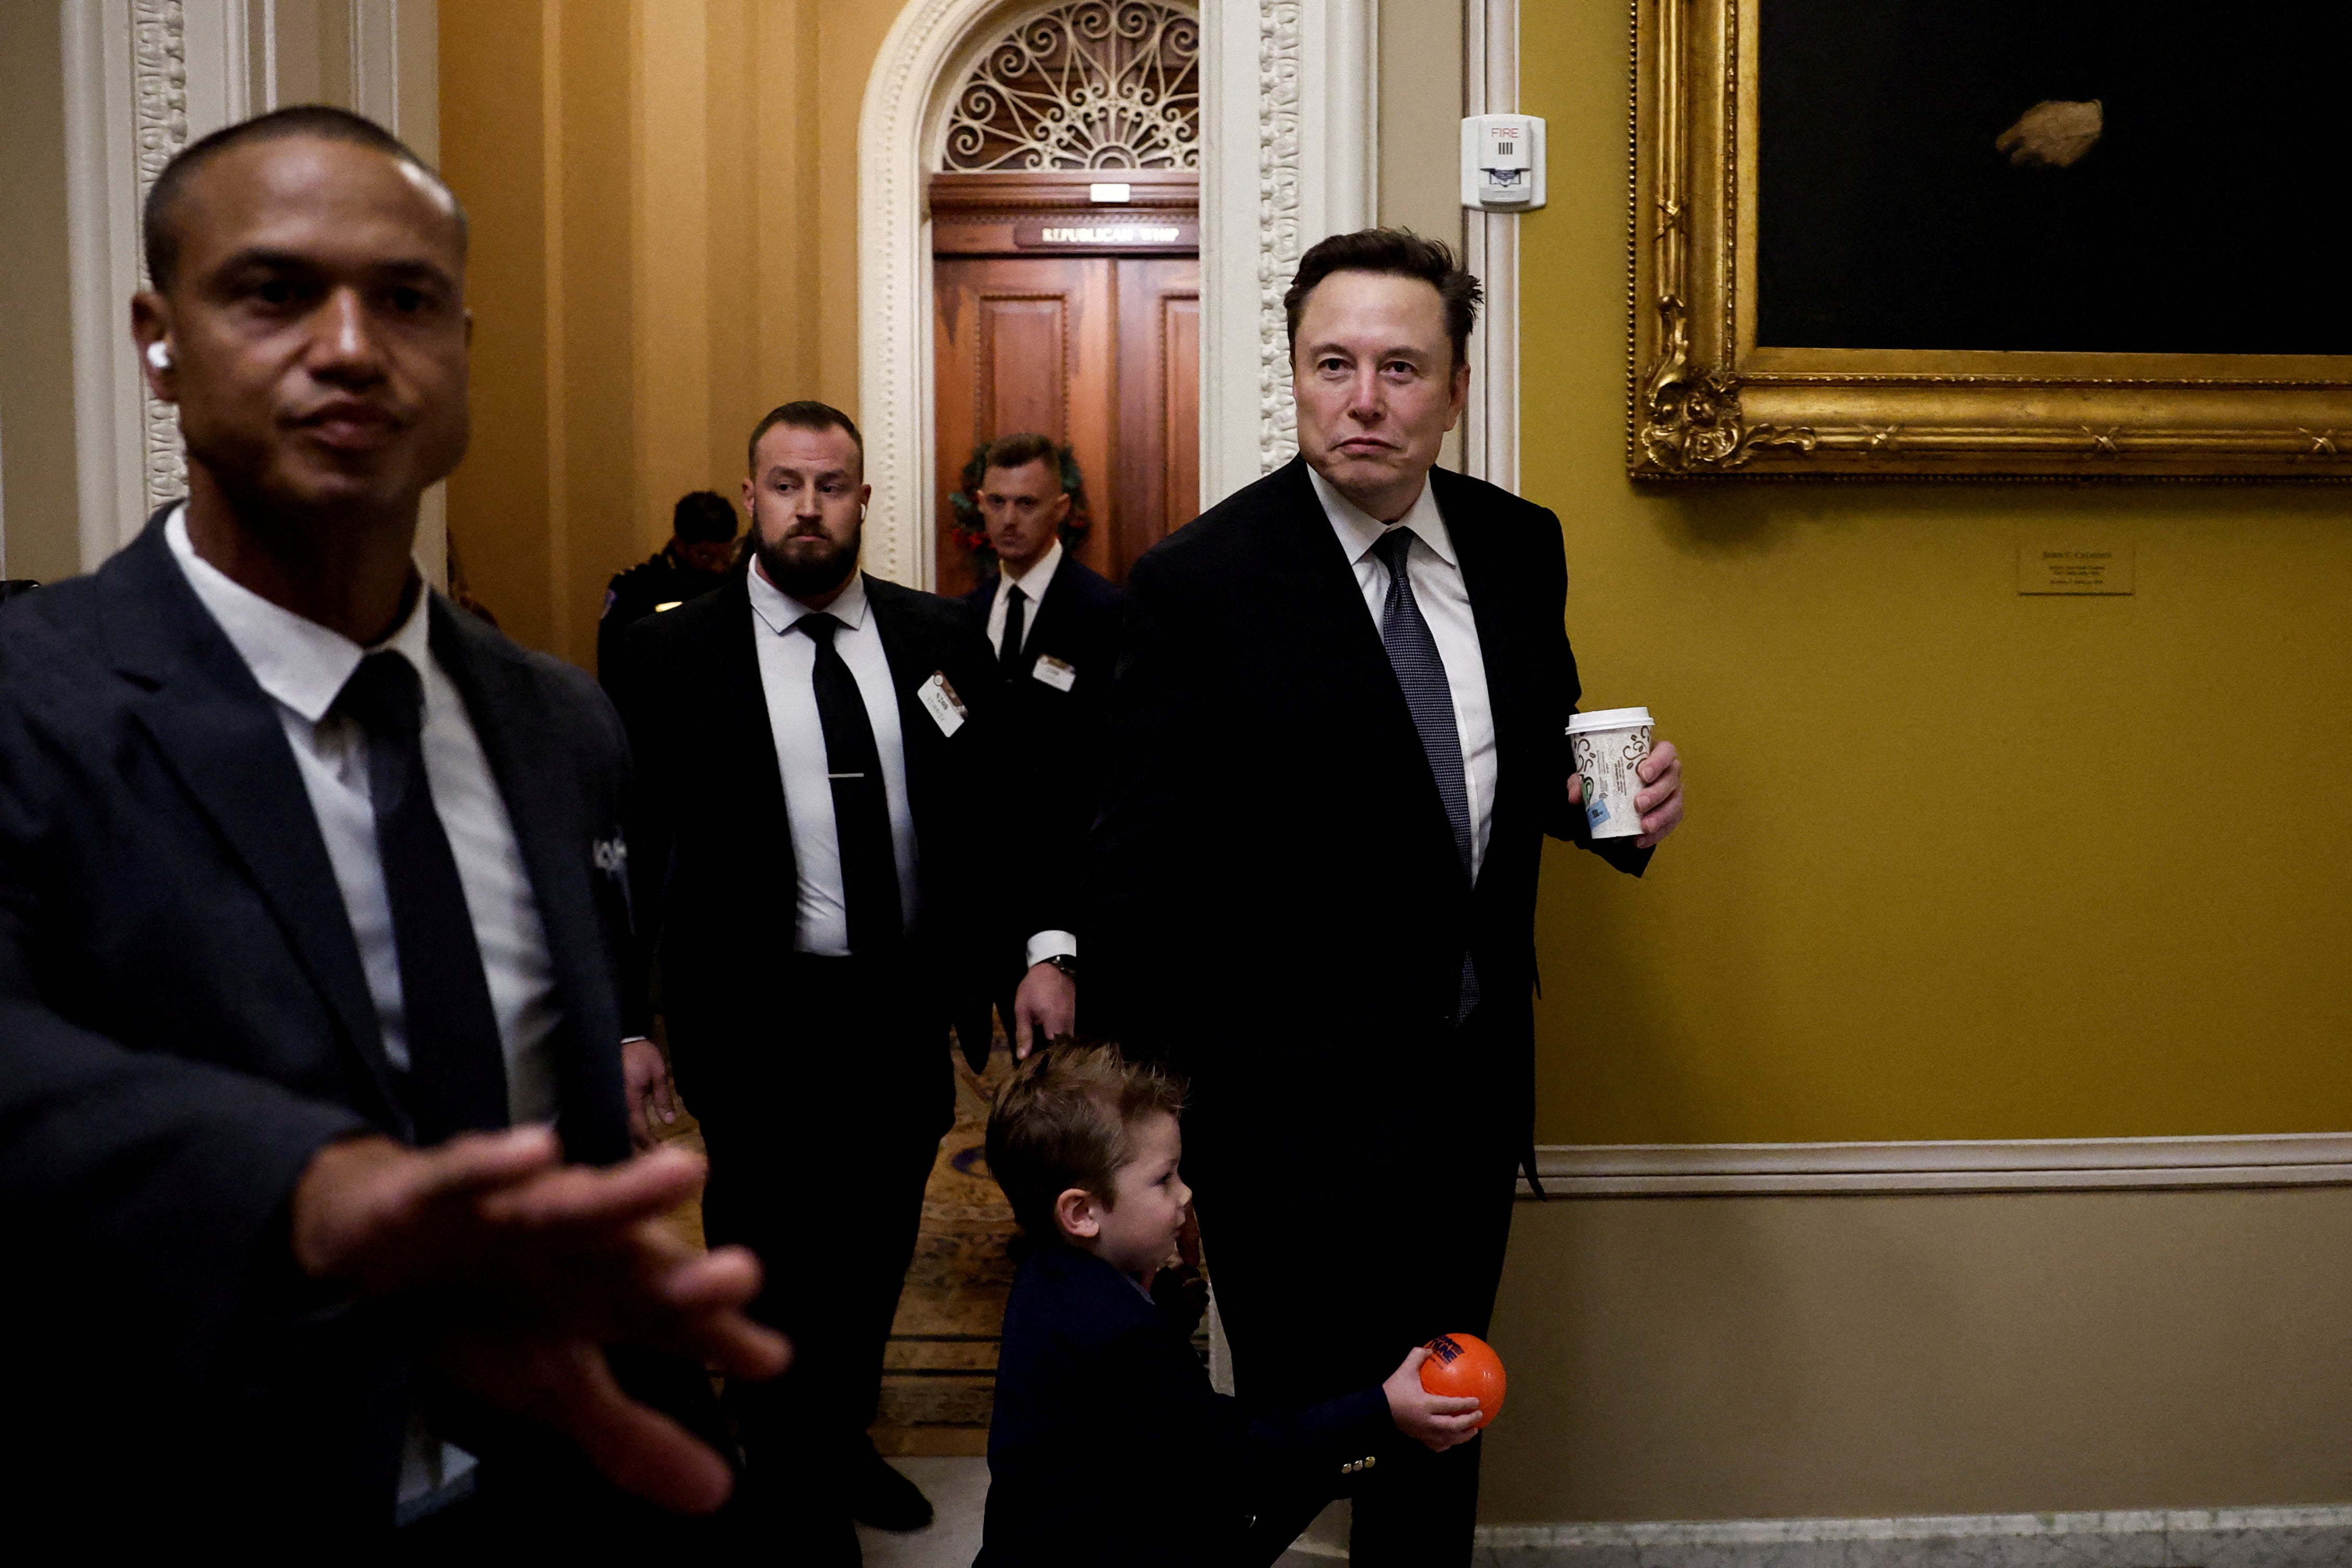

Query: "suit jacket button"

xmin=1365 ymin=1456 xmax=1378 ymax=1469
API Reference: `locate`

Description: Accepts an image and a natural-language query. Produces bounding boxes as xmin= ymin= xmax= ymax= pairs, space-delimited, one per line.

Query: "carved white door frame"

xmin=858 ymin=0 xmax=1378 ymax=589
xmin=1460 ymin=0 xmax=1517 ymax=491
xmin=62 ymin=0 xmax=439 ymax=574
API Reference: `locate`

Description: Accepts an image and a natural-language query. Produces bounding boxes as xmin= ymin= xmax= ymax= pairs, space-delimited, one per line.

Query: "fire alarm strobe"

xmin=1461 ymin=113 xmax=1547 ymax=211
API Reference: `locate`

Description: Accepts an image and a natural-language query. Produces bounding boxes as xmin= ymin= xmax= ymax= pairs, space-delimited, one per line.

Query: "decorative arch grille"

xmin=940 ymin=2 xmax=1200 ymax=172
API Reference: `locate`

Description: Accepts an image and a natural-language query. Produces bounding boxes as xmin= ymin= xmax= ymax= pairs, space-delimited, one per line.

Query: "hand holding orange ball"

xmin=1417 ymin=1332 xmax=1506 ymax=1430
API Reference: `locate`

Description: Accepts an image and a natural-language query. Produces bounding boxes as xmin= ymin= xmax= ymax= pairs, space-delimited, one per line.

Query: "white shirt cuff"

xmin=1025 ymin=930 xmax=1077 ymax=970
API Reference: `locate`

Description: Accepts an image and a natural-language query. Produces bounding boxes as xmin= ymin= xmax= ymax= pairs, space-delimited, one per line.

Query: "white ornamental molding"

xmin=1198 ymin=0 xmax=1374 ymax=509
xmin=1254 ymin=3 xmax=1302 ymax=474
xmin=133 ymin=1 xmax=193 ymax=517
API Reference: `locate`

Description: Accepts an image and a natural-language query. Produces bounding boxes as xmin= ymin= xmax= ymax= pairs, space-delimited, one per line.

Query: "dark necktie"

xmin=998 ymin=583 xmax=1028 ymax=677
xmin=1370 ymin=528 xmax=1481 ymax=1021
xmin=335 ymin=650 xmax=510 ymax=1142
xmin=797 ymin=613 xmax=905 ymax=956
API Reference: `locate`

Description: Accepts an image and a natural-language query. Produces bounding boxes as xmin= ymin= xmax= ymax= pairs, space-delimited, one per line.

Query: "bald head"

xmin=144 ymin=105 xmax=465 ymax=295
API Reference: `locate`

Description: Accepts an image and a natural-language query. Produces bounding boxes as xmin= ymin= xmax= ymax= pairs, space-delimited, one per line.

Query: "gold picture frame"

xmin=1629 ymin=0 xmax=2352 ymax=480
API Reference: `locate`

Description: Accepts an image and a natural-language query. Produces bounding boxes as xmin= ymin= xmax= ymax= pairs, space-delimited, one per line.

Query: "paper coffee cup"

xmin=1566 ymin=707 xmax=1655 ymax=840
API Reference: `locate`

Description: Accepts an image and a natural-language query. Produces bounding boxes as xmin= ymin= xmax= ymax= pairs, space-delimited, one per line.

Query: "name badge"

xmin=1031 ymin=654 xmax=1077 ymax=693
xmin=918 ymin=670 xmax=967 ymax=737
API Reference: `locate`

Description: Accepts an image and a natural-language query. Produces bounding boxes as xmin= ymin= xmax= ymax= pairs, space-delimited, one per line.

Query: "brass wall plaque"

xmin=2018 ymin=542 xmax=2135 ymax=595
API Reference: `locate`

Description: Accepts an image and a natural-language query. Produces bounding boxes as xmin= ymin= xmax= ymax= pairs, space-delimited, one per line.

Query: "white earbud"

xmin=145 ymin=340 xmax=173 ymax=372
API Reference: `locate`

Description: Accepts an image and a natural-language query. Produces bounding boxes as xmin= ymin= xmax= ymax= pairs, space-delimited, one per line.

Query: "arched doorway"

xmin=864 ymin=1 xmax=1205 ymax=1466
xmin=928 ymin=2 xmax=1202 ymax=597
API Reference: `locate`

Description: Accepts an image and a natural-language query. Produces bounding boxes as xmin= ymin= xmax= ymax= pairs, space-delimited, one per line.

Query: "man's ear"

xmin=741 ymin=473 xmax=758 ymax=516
xmin=1446 ymin=356 xmax=1473 ymax=429
xmin=1053 ymin=1186 xmax=1101 ymax=1241
xmin=131 ymin=292 xmax=174 ymax=402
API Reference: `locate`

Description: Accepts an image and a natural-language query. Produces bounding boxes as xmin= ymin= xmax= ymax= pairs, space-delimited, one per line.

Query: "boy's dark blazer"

xmin=978 ymin=1240 xmax=1390 ymax=1567
xmin=1086 ymin=456 xmax=1647 ymax=1168
xmin=621 ymin=570 xmax=1038 ymax=1113
xmin=0 ymin=510 xmax=641 ymax=1536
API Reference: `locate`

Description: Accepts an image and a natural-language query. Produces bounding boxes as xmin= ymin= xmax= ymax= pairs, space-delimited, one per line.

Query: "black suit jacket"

xmin=959 ymin=550 xmax=1127 ymax=709
xmin=0 ymin=511 xmax=640 ymax=1537
xmin=1084 ymin=458 xmax=1648 ymax=1168
xmin=620 ymin=571 xmax=1040 ymax=1104
xmin=962 ymin=554 xmax=1126 ymax=975
xmin=977 ymin=1240 xmax=1390 ymax=1567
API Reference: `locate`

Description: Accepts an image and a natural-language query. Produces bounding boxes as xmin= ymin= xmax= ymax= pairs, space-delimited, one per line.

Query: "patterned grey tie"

xmin=1371 ymin=527 xmax=1480 ymax=1021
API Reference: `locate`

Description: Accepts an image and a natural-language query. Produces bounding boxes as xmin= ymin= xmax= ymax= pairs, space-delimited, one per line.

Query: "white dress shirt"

xmin=983 ymin=536 xmax=1064 ymax=656
xmin=165 ymin=507 xmax=562 ymax=1123
xmin=746 ymin=559 xmax=923 ymax=954
xmin=1308 ymin=467 xmax=1498 ymax=880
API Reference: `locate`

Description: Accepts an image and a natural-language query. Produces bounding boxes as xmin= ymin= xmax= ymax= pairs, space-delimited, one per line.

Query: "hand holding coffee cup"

xmin=1568 ymin=708 xmax=1682 ymax=844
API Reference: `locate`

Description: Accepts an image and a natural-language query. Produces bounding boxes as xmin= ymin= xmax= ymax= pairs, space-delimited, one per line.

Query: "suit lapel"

xmin=1434 ymin=471 xmax=1526 ymax=891
xmin=864 ymin=578 xmax=948 ymax=895
xmin=102 ymin=522 xmax=407 ymax=1128
xmin=428 ymin=602 xmax=611 ymax=1059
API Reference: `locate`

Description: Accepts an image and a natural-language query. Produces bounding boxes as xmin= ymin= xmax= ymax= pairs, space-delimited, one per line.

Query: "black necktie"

xmin=1371 ymin=529 xmax=1481 ymax=1021
xmin=998 ymin=583 xmax=1028 ymax=677
xmin=797 ymin=613 xmax=905 ymax=956
xmin=335 ymin=651 xmax=510 ymax=1142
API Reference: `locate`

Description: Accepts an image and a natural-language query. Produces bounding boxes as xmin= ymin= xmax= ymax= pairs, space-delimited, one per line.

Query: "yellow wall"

xmin=439 ymin=0 xmax=902 ymax=669
xmin=1519 ymin=3 xmax=2352 ymax=1146
xmin=0 ymin=1 xmax=84 ymax=584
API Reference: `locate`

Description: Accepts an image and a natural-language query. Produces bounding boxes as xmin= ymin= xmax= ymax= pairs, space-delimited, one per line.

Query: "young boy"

xmin=976 ymin=1044 xmax=1482 ymax=1566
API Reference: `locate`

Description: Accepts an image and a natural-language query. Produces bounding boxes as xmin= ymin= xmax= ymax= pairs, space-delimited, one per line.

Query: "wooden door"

xmin=930 ymin=172 xmax=1200 ymax=594
xmin=934 ymin=256 xmax=1115 ymax=599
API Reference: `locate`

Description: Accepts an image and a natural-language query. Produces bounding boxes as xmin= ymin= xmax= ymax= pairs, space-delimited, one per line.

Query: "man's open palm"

xmin=293 ymin=1127 xmax=789 ymax=1513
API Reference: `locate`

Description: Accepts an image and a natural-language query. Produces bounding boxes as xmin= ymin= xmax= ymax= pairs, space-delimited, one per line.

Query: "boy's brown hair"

xmin=985 ymin=1043 xmax=1186 ymax=1238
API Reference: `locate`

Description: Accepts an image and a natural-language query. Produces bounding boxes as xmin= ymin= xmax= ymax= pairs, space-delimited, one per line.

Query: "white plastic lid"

xmin=1567 ymin=706 xmax=1652 ymax=732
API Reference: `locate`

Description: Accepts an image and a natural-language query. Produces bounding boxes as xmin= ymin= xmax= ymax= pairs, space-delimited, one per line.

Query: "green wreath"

xmin=947 ymin=442 xmax=1091 ymax=563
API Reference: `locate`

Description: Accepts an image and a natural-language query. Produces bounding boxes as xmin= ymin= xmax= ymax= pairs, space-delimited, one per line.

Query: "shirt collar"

xmin=1306 ymin=464 xmax=1456 ymax=568
xmin=748 ymin=555 xmax=869 ymax=636
xmin=997 ymin=536 xmax=1064 ymax=604
xmin=165 ymin=503 xmax=432 ymax=725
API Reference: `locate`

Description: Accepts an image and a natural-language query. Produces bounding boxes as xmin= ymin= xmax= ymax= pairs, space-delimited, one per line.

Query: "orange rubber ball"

xmin=1418 ymin=1332 xmax=1506 ymax=1429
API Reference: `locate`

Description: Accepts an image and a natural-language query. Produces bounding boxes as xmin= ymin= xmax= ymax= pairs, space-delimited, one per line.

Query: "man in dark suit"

xmin=0 ymin=107 xmax=783 ymax=1554
xmin=956 ymin=433 xmax=1124 ymax=1052
xmin=620 ymin=401 xmax=1077 ymax=1563
xmin=1085 ymin=229 xmax=1686 ymax=1566
xmin=597 ymin=488 xmax=742 ymax=698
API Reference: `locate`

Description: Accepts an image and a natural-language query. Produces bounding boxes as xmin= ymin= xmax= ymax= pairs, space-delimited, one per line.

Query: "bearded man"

xmin=618 ymin=400 xmax=1074 ymax=1563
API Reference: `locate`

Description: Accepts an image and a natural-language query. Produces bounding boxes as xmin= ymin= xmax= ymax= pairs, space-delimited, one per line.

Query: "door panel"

xmin=1112 ymin=258 xmax=1202 ymax=581
xmin=934 ymin=257 xmax=1113 ymax=598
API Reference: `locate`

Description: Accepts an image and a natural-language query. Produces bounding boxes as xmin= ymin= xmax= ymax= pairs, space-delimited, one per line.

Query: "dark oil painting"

xmin=1756 ymin=2 xmax=2352 ymax=355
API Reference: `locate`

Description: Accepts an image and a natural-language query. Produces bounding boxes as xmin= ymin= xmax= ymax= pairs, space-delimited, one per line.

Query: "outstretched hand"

xmin=1382 ymin=1347 xmax=1485 ymax=1452
xmin=292 ymin=1128 xmax=789 ymax=1514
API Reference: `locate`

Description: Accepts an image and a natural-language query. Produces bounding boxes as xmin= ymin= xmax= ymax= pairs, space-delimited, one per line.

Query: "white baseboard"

xmin=1517 ymin=1133 xmax=2352 ymax=1197
xmin=1467 ymin=1506 xmax=2352 ymax=1567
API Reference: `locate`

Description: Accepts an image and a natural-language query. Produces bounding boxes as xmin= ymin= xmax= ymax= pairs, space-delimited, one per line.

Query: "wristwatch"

xmin=1040 ymin=953 xmax=1078 ymax=978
